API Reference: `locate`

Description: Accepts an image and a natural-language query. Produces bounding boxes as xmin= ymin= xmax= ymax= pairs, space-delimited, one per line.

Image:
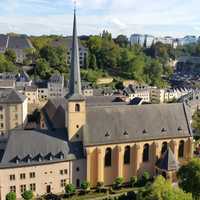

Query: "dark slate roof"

xmin=0 ymin=34 xmax=8 ymax=48
xmin=156 ymin=147 xmax=179 ymax=171
xmin=8 ymin=36 xmax=32 ymax=49
xmin=84 ymin=103 xmax=192 ymax=146
xmin=16 ymin=70 xmax=30 ymax=82
xmin=0 ymin=89 xmax=26 ymax=104
xmin=49 ymin=74 xmax=64 ymax=84
xmin=0 ymin=129 xmax=84 ymax=168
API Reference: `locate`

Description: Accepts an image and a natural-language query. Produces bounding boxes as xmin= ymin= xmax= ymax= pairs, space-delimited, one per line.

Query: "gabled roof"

xmin=84 ymin=103 xmax=192 ymax=146
xmin=0 ymin=129 xmax=84 ymax=168
xmin=0 ymin=89 xmax=26 ymax=104
xmin=16 ymin=70 xmax=30 ymax=82
xmin=156 ymin=147 xmax=179 ymax=171
xmin=8 ymin=35 xmax=32 ymax=49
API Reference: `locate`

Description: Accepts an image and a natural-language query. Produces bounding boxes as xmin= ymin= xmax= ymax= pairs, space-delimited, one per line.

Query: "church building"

xmin=0 ymin=9 xmax=193 ymax=200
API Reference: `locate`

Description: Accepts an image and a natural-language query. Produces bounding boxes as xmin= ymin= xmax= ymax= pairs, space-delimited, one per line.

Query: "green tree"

xmin=130 ymin=176 xmax=137 ymax=187
xmin=177 ymin=158 xmax=200 ymax=197
xmin=0 ymin=54 xmax=17 ymax=73
xmin=113 ymin=177 xmax=124 ymax=189
xmin=89 ymin=54 xmax=97 ymax=69
xmin=192 ymin=110 xmax=200 ymax=135
xmin=5 ymin=49 xmax=16 ymax=63
xmin=21 ymin=190 xmax=33 ymax=200
xmin=6 ymin=192 xmax=16 ymax=200
xmin=138 ymin=176 xmax=192 ymax=200
xmin=115 ymin=35 xmax=129 ymax=48
xmin=65 ymin=184 xmax=76 ymax=197
xmin=81 ymin=181 xmax=90 ymax=193
xmin=36 ymin=58 xmax=50 ymax=79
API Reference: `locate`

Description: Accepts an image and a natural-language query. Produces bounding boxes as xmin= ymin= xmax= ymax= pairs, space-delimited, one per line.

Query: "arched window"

xmin=124 ymin=146 xmax=131 ymax=164
xmin=143 ymin=144 xmax=149 ymax=162
xmin=178 ymin=140 xmax=184 ymax=158
xmin=161 ymin=142 xmax=168 ymax=155
xmin=105 ymin=148 xmax=112 ymax=167
xmin=75 ymin=104 xmax=80 ymax=112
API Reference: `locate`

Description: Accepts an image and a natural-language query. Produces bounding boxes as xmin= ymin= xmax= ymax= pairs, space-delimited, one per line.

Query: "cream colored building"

xmin=0 ymin=89 xmax=27 ymax=135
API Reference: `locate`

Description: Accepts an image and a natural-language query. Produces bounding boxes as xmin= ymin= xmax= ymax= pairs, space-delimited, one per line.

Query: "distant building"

xmin=130 ymin=34 xmax=154 ymax=48
xmin=16 ymin=70 xmax=32 ymax=87
xmin=51 ymin=37 xmax=88 ymax=68
xmin=0 ymin=34 xmax=8 ymax=53
xmin=178 ymin=36 xmax=197 ymax=45
xmin=48 ymin=74 xmax=65 ymax=99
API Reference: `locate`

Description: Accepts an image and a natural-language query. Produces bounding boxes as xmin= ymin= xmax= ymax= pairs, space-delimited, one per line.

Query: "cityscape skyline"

xmin=0 ymin=0 xmax=200 ymax=37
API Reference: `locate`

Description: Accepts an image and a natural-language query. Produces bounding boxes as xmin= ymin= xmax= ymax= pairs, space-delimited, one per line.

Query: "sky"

xmin=0 ymin=0 xmax=200 ymax=38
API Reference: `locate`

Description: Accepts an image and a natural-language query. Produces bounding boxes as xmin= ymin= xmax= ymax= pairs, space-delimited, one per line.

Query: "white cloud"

xmin=0 ymin=0 xmax=200 ymax=37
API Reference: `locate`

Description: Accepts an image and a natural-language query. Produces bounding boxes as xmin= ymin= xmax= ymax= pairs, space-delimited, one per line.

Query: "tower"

xmin=67 ymin=8 xmax=86 ymax=142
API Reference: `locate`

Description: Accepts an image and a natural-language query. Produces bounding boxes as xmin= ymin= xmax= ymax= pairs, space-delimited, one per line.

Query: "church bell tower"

xmin=66 ymin=8 xmax=86 ymax=142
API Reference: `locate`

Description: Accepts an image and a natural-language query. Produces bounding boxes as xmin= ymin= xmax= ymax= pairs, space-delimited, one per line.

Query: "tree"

xmin=21 ymin=190 xmax=33 ymax=200
xmin=0 ymin=54 xmax=17 ymax=73
xmin=81 ymin=181 xmax=90 ymax=193
xmin=113 ymin=177 xmax=124 ymax=189
xmin=89 ymin=54 xmax=97 ymax=69
xmin=96 ymin=182 xmax=104 ymax=192
xmin=65 ymin=184 xmax=76 ymax=197
xmin=6 ymin=192 xmax=16 ymax=200
xmin=115 ymin=35 xmax=129 ymax=48
xmin=138 ymin=176 xmax=192 ymax=200
xmin=130 ymin=176 xmax=137 ymax=187
xmin=177 ymin=158 xmax=200 ymax=197
xmin=5 ymin=49 xmax=16 ymax=63
xmin=192 ymin=110 xmax=200 ymax=135
xmin=36 ymin=58 xmax=50 ymax=79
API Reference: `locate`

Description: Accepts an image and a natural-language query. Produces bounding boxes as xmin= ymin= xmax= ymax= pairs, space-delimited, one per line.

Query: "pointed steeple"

xmin=68 ymin=8 xmax=83 ymax=99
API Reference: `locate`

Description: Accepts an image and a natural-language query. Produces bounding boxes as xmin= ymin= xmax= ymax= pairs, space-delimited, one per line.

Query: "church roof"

xmin=156 ymin=147 xmax=179 ymax=171
xmin=83 ymin=103 xmax=192 ymax=146
xmin=0 ymin=129 xmax=84 ymax=168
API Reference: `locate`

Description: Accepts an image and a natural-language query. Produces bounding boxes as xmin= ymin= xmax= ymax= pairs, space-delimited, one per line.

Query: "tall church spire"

xmin=68 ymin=8 xmax=83 ymax=98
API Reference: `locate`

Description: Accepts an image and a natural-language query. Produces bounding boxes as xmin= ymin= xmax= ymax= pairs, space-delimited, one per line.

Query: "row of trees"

xmin=6 ymin=190 xmax=33 ymax=200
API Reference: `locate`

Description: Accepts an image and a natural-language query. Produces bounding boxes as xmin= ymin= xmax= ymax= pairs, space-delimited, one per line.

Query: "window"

xmin=30 ymin=183 xmax=36 ymax=191
xmin=60 ymin=170 xmax=63 ymax=175
xmin=64 ymin=169 xmax=68 ymax=174
xmin=75 ymin=104 xmax=80 ymax=112
xmin=161 ymin=142 xmax=168 ymax=155
xmin=124 ymin=146 xmax=131 ymax=164
xmin=30 ymin=172 xmax=35 ymax=178
xmin=20 ymin=185 xmax=26 ymax=193
xmin=76 ymin=167 xmax=79 ymax=172
xmin=10 ymin=174 xmax=15 ymax=181
xmin=0 ymin=123 xmax=3 ymax=128
xmin=143 ymin=144 xmax=149 ymax=162
xmin=105 ymin=148 xmax=112 ymax=167
xmin=20 ymin=173 xmax=26 ymax=180
xmin=10 ymin=186 xmax=16 ymax=192
xmin=0 ymin=106 xmax=3 ymax=111
xmin=0 ymin=114 xmax=3 ymax=120
xmin=60 ymin=179 xmax=66 ymax=187
xmin=178 ymin=140 xmax=184 ymax=158
xmin=76 ymin=179 xmax=80 ymax=188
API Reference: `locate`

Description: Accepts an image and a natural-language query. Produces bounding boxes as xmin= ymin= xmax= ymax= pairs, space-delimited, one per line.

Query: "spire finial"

xmin=73 ymin=0 xmax=77 ymax=11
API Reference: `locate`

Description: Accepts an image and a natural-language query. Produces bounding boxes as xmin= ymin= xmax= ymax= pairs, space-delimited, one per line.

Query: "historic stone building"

xmin=0 ymin=9 xmax=193 ymax=200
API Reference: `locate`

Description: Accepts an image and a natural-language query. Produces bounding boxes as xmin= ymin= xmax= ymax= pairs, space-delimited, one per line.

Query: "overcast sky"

xmin=0 ymin=0 xmax=200 ymax=38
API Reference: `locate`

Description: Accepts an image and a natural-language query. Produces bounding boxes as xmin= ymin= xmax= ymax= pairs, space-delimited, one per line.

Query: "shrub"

xmin=65 ymin=184 xmax=76 ymax=196
xmin=130 ymin=176 xmax=137 ymax=187
xmin=96 ymin=181 xmax=104 ymax=192
xmin=113 ymin=177 xmax=124 ymax=189
xmin=6 ymin=192 xmax=16 ymax=200
xmin=81 ymin=181 xmax=90 ymax=193
xmin=21 ymin=190 xmax=33 ymax=200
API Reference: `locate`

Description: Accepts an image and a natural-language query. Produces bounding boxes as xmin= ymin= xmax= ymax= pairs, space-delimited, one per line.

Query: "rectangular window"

xmin=60 ymin=179 xmax=66 ymax=187
xmin=10 ymin=186 xmax=16 ymax=193
xmin=0 ymin=123 xmax=3 ymax=128
xmin=30 ymin=172 xmax=35 ymax=178
xmin=30 ymin=183 xmax=36 ymax=191
xmin=9 ymin=174 xmax=15 ymax=181
xmin=20 ymin=185 xmax=26 ymax=193
xmin=60 ymin=170 xmax=63 ymax=175
xmin=0 ymin=114 xmax=3 ymax=120
xmin=64 ymin=169 xmax=68 ymax=174
xmin=20 ymin=173 xmax=26 ymax=180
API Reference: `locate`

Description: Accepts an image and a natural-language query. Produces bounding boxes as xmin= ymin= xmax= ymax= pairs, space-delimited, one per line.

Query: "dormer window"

xmin=57 ymin=152 xmax=64 ymax=159
xmin=105 ymin=131 xmax=110 ymax=137
xmin=75 ymin=104 xmax=80 ymax=112
xmin=123 ymin=131 xmax=128 ymax=136
xmin=143 ymin=129 xmax=147 ymax=134
xmin=161 ymin=128 xmax=167 ymax=133
xmin=178 ymin=126 xmax=182 ymax=131
xmin=14 ymin=156 xmax=20 ymax=164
